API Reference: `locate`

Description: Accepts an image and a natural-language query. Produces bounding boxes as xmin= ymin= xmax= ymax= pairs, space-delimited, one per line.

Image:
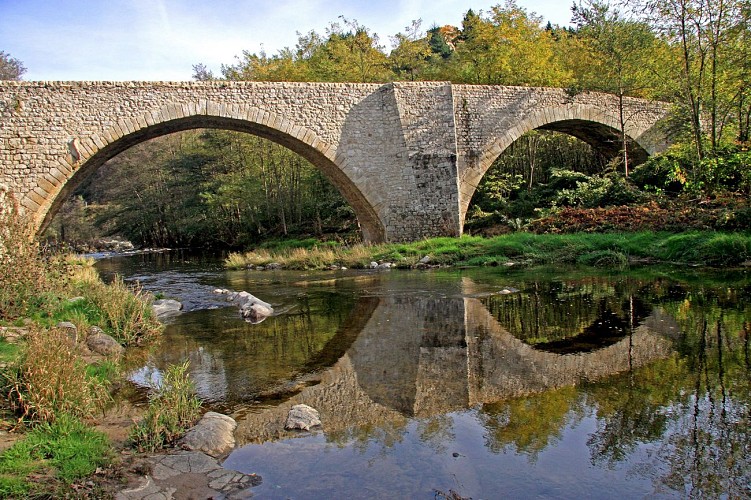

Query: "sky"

xmin=0 ymin=0 xmax=574 ymax=81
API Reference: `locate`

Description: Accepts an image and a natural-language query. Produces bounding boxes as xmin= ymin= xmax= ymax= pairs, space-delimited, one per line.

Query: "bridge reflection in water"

xmin=231 ymin=277 xmax=678 ymax=446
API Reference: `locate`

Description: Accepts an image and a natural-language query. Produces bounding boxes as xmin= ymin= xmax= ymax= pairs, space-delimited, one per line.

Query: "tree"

xmin=191 ymin=63 xmax=215 ymax=81
xmin=389 ymin=20 xmax=432 ymax=81
xmin=636 ymin=0 xmax=747 ymax=159
xmin=0 ymin=51 xmax=26 ymax=80
xmin=313 ymin=17 xmax=390 ymax=83
xmin=571 ymin=1 xmax=666 ymax=175
xmin=448 ymin=2 xmax=570 ymax=86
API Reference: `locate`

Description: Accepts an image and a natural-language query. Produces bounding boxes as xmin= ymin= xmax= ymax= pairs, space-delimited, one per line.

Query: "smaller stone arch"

xmin=458 ymin=104 xmax=663 ymax=226
xmin=32 ymin=101 xmax=387 ymax=243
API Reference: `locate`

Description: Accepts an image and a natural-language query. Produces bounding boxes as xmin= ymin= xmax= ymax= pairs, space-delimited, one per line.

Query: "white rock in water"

xmin=152 ymin=299 xmax=182 ymax=318
xmin=180 ymin=412 xmax=237 ymax=458
xmin=241 ymin=302 xmax=274 ymax=323
xmin=285 ymin=404 xmax=321 ymax=431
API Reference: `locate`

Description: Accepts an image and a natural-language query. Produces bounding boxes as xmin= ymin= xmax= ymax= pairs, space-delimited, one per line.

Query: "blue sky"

xmin=0 ymin=0 xmax=574 ymax=81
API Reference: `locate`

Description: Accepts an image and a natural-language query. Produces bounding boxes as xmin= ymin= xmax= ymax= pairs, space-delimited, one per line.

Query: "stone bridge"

xmin=0 ymin=81 xmax=671 ymax=242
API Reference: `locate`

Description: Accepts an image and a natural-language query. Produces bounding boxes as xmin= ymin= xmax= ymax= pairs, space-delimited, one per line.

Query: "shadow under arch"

xmin=459 ymin=105 xmax=654 ymax=227
xmin=37 ymin=103 xmax=387 ymax=243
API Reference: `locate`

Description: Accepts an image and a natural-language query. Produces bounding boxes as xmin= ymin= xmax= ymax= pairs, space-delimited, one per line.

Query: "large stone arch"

xmin=2 ymin=81 xmax=675 ymax=242
xmin=33 ymin=101 xmax=387 ymax=243
xmin=458 ymin=103 xmax=666 ymax=227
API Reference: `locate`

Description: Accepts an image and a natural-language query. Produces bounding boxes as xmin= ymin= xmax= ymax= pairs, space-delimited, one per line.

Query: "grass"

xmin=0 ymin=414 xmax=112 ymax=496
xmin=5 ymin=325 xmax=111 ymax=423
xmin=129 ymin=361 xmax=202 ymax=452
xmin=0 ymin=338 xmax=20 ymax=365
xmin=0 ymin=196 xmax=189 ymax=495
xmin=226 ymin=231 xmax=751 ymax=270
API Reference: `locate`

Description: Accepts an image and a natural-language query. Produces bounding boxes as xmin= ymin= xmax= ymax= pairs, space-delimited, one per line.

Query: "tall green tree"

xmin=448 ymin=2 xmax=571 ymax=86
xmin=637 ymin=0 xmax=748 ymax=158
xmin=571 ymin=1 xmax=667 ymax=175
xmin=389 ymin=20 xmax=432 ymax=81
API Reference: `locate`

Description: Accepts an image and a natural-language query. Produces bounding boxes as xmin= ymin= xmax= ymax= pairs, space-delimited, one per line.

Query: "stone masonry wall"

xmin=452 ymin=85 xmax=672 ymax=223
xmin=0 ymin=81 xmax=672 ymax=242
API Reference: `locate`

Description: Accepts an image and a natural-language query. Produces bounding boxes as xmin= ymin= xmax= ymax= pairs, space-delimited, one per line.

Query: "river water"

xmin=96 ymin=252 xmax=751 ymax=499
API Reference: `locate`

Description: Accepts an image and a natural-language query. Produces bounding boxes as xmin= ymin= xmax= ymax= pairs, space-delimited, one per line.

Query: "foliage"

xmin=630 ymin=144 xmax=751 ymax=196
xmin=0 ymin=51 xmax=26 ymax=80
xmin=0 ymin=414 xmax=111 ymax=495
xmin=552 ymin=173 xmax=642 ymax=208
xmin=529 ymin=197 xmax=751 ymax=233
xmin=129 ymin=361 xmax=202 ymax=452
xmin=60 ymin=130 xmax=357 ymax=249
xmin=4 ymin=326 xmax=110 ymax=423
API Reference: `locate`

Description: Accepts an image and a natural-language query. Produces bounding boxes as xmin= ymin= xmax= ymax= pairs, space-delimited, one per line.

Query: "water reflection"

xmin=99 ymin=254 xmax=750 ymax=498
xmin=232 ymin=292 xmax=677 ymax=446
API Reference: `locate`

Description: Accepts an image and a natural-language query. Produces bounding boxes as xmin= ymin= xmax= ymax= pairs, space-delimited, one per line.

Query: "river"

xmin=95 ymin=252 xmax=751 ymax=499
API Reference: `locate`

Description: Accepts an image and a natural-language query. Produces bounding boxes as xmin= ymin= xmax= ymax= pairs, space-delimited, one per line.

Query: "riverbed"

xmin=96 ymin=252 xmax=751 ymax=499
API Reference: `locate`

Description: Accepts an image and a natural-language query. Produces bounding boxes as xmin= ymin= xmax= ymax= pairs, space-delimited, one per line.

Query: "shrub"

xmin=129 ymin=361 xmax=201 ymax=452
xmin=4 ymin=326 xmax=110 ymax=423
xmin=630 ymin=153 xmax=687 ymax=194
xmin=553 ymin=174 xmax=641 ymax=208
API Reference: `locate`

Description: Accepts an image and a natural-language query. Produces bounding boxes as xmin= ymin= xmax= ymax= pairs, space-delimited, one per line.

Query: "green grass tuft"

xmin=0 ymin=414 xmax=112 ymax=494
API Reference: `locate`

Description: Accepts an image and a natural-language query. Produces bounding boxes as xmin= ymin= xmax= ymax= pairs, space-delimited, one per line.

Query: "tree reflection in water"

xmin=118 ymin=258 xmax=750 ymax=497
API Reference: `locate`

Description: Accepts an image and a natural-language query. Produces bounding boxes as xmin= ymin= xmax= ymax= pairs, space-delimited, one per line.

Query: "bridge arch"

xmin=34 ymin=101 xmax=387 ymax=242
xmin=459 ymin=103 xmax=658 ymax=226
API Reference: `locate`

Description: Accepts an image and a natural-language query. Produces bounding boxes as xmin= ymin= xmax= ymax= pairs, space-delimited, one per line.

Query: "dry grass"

xmin=82 ymin=276 xmax=162 ymax=346
xmin=226 ymin=243 xmax=378 ymax=270
xmin=5 ymin=326 xmax=110 ymax=423
xmin=0 ymin=194 xmax=52 ymax=320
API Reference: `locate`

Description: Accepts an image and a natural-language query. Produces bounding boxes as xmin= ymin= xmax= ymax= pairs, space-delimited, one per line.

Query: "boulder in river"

xmin=229 ymin=291 xmax=274 ymax=323
xmin=285 ymin=404 xmax=321 ymax=431
xmin=241 ymin=302 xmax=274 ymax=324
xmin=152 ymin=299 xmax=182 ymax=318
xmin=180 ymin=411 xmax=237 ymax=458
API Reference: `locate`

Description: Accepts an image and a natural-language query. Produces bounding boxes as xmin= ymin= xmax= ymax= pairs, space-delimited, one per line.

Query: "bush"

xmin=697 ymin=151 xmax=751 ymax=195
xmin=4 ymin=326 xmax=110 ymax=423
xmin=630 ymin=153 xmax=687 ymax=194
xmin=553 ymin=174 xmax=641 ymax=208
xmin=129 ymin=361 xmax=202 ymax=452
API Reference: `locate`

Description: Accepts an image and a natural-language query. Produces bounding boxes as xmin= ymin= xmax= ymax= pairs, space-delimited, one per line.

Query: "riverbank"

xmin=226 ymin=231 xmax=751 ymax=270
